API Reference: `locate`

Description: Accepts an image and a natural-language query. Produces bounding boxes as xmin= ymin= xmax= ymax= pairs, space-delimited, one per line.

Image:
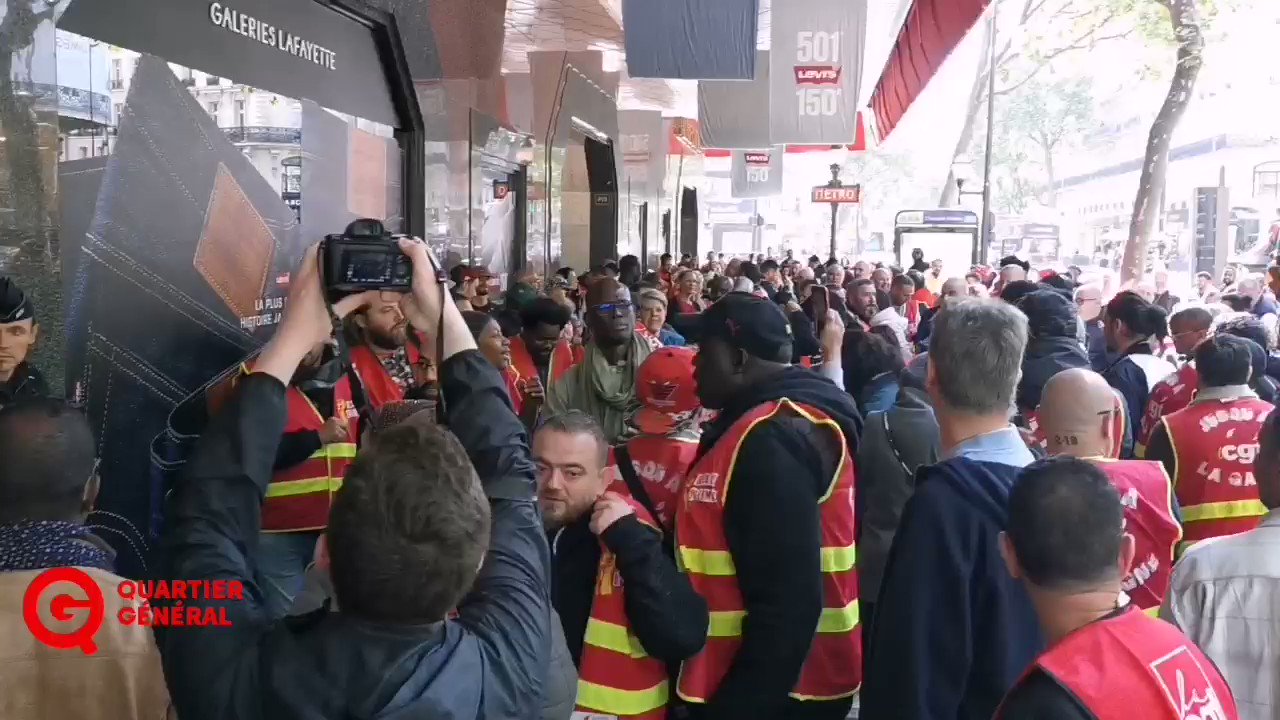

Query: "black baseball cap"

xmin=685 ymin=292 xmax=793 ymax=363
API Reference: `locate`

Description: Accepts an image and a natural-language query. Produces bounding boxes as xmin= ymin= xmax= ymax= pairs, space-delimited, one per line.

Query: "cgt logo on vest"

xmin=686 ymin=473 xmax=719 ymax=504
xmin=1149 ymin=646 xmax=1231 ymax=720
xmin=23 ymin=568 xmax=242 ymax=655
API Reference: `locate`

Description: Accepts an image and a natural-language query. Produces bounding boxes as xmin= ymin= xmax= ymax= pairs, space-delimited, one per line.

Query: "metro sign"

xmin=794 ymin=66 xmax=842 ymax=85
xmin=812 ymin=185 xmax=861 ymax=203
xmin=743 ymin=152 xmax=772 ymax=165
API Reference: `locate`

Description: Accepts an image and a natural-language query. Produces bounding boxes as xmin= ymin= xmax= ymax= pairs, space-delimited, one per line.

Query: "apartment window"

xmin=235 ymin=99 xmax=246 ymax=128
xmin=1254 ymin=162 xmax=1280 ymax=200
xmin=205 ymin=74 xmax=221 ymax=86
xmin=79 ymin=146 xmax=88 ymax=159
xmin=111 ymin=59 xmax=123 ymax=89
xmin=208 ymin=101 xmax=220 ymax=117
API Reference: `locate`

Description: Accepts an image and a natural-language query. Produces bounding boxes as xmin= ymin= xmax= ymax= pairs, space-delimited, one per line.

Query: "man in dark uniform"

xmin=0 ymin=277 xmax=48 ymax=408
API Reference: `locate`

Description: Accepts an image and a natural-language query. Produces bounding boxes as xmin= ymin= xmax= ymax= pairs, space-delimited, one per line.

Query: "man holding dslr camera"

xmin=158 ymin=236 xmax=549 ymax=719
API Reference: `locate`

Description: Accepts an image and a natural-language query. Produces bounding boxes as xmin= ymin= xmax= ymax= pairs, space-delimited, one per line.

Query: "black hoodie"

xmin=1017 ymin=336 xmax=1089 ymax=413
xmin=685 ymin=366 xmax=863 ymax=720
xmin=861 ymin=458 xmax=1045 ymax=720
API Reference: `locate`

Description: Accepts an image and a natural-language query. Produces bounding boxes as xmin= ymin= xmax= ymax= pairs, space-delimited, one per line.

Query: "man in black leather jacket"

xmin=158 ymin=239 xmax=550 ymax=720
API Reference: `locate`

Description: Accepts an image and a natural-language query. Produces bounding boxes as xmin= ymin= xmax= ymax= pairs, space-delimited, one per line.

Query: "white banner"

xmin=769 ymin=0 xmax=866 ymax=144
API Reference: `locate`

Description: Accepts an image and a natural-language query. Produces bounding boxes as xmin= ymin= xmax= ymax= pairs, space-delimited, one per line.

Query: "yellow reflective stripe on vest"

xmin=1182 ymin=499 xmax=1267 ymax=522
xmin=325 ymin=442 xmax=357 ymax=459
xmin=706 ymin=599 xmax=860 ymax=638
xmin=584 ymin=617 xmax=650 ymax=659
xmin=1143 ymin=606 xmax=1160 ymax=618
xmin=265 ymin=476 xmax=341 ymax=498
xmin=680 ymin=545 xmax=856 ymax=576
xmin=576 ymin=678 xmax=669 ymax=716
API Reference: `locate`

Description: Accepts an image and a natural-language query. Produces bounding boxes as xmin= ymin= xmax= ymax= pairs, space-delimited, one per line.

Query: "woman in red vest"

xmin=997 ymin=457 xmax=1238 ymax=720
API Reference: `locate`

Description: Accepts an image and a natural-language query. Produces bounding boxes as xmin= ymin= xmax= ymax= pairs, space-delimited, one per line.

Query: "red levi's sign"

xmin=743 ymin=152 xmax=771 ymax=165
xmin=794 ymin=66 xmax=841 ymax=85
xmin=811 ymin=185 xmax=861 ymax=203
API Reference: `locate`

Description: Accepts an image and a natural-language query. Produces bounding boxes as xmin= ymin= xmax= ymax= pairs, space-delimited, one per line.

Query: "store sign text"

xmin=209 ymin=2 xmax=337 ymax=71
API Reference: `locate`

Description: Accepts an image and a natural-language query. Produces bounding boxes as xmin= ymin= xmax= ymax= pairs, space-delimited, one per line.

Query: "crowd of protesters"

xmin=3 ymin=243 xmax=1280 ymax=720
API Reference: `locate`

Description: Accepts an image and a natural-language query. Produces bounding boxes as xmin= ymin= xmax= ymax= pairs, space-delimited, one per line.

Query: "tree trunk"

xmin=1120 ymin=0 xmax=1203 ymax=283
xmin=1041 ymin=137 xmax=1058 ymax=207
xmin=937 ymin=11 xmax=996 ymax=208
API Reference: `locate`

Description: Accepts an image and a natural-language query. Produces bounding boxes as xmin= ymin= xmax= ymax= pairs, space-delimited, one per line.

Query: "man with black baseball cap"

xmin=0 ymin=277 xmax=48 ymax=408
xmin=673 ymin=292 xmax=865 ymax=720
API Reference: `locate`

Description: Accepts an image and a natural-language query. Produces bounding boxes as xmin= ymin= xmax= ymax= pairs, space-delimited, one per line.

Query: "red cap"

xmin=634 ymin=347 xmax=700 ymax=435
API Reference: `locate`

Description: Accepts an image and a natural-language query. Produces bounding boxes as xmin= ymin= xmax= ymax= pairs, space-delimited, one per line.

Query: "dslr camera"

xmin=321 ymin=218 xmax=410 ymax=297
xmin=320 ymin=218 xmax=444 ymax=298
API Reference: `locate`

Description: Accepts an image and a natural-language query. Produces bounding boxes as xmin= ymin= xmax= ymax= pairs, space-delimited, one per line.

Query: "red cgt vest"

xmin=509 ymin=335 xmax=582 ymax=388
xmin=1137 ymin=363 xmax=1198 ymax=454
xmin=675 ymin=399 xmax=861 ymax=704
xmin=263 ymin=379 xmax=360 ymax=532
xmin=349 ymin=341 xmax=428 ymax=410
xmin=1001 ymin=608 xmax=1238 ymax=720
xmin=1087 ymin=458 xmax=1181 ymax=614
xmin=1162 ymin=397 xmax=1271 ymax=548
xmin=605 ymin=434 xmax=701 ymax=531
xmin=576 ymin=485 xmax=671 ymax=719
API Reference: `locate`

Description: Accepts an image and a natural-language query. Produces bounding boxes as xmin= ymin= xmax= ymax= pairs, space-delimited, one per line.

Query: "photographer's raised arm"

xmin=397 ymin=238 xmax=550 ymax=713
xmin=159 ymin=245 xmax=380 ymax=718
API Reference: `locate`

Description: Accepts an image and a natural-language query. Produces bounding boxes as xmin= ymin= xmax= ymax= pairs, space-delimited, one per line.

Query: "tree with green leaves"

xmin=938 ymin=0 xmax=1139 ymax=207
xmin=1119 ymin=0 xmax=1205 ymax=282
xmin=990 ymin=74 xmax=1095 ymax=211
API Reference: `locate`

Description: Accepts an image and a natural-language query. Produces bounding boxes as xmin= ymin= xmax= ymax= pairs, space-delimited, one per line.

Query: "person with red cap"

xmin=606 ymin=347 xmax=703 ymax=530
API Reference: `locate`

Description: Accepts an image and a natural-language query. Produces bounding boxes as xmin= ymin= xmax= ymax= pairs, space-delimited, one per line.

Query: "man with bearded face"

xmin=546 ymin=278 xmax=654 ymax=443
xmin=224 ymin=335 xmax=362 ymax=619
xmin=348 ymin=294 xmax=435 ymax=408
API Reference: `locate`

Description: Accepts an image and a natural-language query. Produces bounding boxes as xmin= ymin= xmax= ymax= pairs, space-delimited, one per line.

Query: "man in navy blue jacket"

xmin=157 ymin=239 xmax=550 ymax=720
xmin=861 ymin=298 xmax=1044 ymax=720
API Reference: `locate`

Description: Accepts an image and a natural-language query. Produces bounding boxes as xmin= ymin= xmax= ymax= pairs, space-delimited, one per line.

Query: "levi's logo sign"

xmin=744 ymin=153 xmax=771 ymax=165
xmin=794 ymin=66 xmax=841 ymax=85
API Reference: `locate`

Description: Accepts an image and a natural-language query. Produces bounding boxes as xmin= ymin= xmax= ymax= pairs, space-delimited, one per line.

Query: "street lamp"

xmin=952 ymin=157 xmax=982 ymax=201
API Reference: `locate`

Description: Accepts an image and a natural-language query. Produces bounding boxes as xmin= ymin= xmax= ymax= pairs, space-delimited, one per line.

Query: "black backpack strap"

xmin=613 ymin=444 xmax=660 ymax=523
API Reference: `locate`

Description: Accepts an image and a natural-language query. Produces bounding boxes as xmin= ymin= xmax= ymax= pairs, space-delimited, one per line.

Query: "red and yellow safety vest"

xmin=675 ymin=399 xmax=861 ymax=704
xmin=575 ymin=486 xmax=670 ymax=719
xmin=605 ymin=434 xmax=700 ymax=531
xmin=999 ymin=608 xmax=1238 ymax=720
xmin=349 ymin=340 xmax=428 ymax=410
xmin=262 ymin=379 xmax=360 ymax=532
xmin=1137 ymin=363 xmax=1198 ymax=455
xmin=1162 ymin=396 xmax=1271 ymax=548
xmin=1086 ymin=458 xmax=1180 ymax=615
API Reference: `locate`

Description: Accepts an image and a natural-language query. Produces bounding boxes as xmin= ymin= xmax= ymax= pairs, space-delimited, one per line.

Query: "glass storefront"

xmin=0 ymin=0 xmax=417 ymax=575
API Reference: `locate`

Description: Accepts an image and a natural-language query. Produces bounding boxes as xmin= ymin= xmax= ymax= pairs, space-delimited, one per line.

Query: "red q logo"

xmin=23 ymin=567 xmax=106 ymax=656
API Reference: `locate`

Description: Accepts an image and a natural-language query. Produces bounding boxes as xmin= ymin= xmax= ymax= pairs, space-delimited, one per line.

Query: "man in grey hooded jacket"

xmin=855 ymin=363 xmax=940 ymax=644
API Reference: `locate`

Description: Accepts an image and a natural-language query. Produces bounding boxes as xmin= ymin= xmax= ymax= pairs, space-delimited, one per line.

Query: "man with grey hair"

xmin=861 ymin=298 xmax=1044 ymax=720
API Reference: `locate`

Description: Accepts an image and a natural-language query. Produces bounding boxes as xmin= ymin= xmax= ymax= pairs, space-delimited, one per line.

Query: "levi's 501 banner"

xmin=769 ymin=0 xmax=867 ymax=144
xmin=731 ymin=149 xmax=784 ymax=198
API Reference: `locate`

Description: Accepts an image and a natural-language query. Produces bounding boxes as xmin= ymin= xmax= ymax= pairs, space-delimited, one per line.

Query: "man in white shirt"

xmin=1162 ymin=409 xmax=1280 ymax=720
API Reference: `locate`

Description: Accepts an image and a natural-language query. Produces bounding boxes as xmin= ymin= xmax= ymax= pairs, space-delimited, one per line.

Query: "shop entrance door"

xmin=473 ymin=154 xmax=526 ymax=289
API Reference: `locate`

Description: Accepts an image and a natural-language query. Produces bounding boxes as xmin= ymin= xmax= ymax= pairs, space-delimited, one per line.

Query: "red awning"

xmin=696 ymin=111 xmax=869 ymax=157
xmin=869 ymin=0 xmax=990 ymax=141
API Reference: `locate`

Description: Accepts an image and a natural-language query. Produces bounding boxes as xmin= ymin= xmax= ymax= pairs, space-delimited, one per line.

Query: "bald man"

xmin=1136 ymin=307 xmax=1211 ymax=454
xmin=1037 ymin=368 xmax=1180 ymax=614
xmin=940 ymin=277 xmax=966 ymax=300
